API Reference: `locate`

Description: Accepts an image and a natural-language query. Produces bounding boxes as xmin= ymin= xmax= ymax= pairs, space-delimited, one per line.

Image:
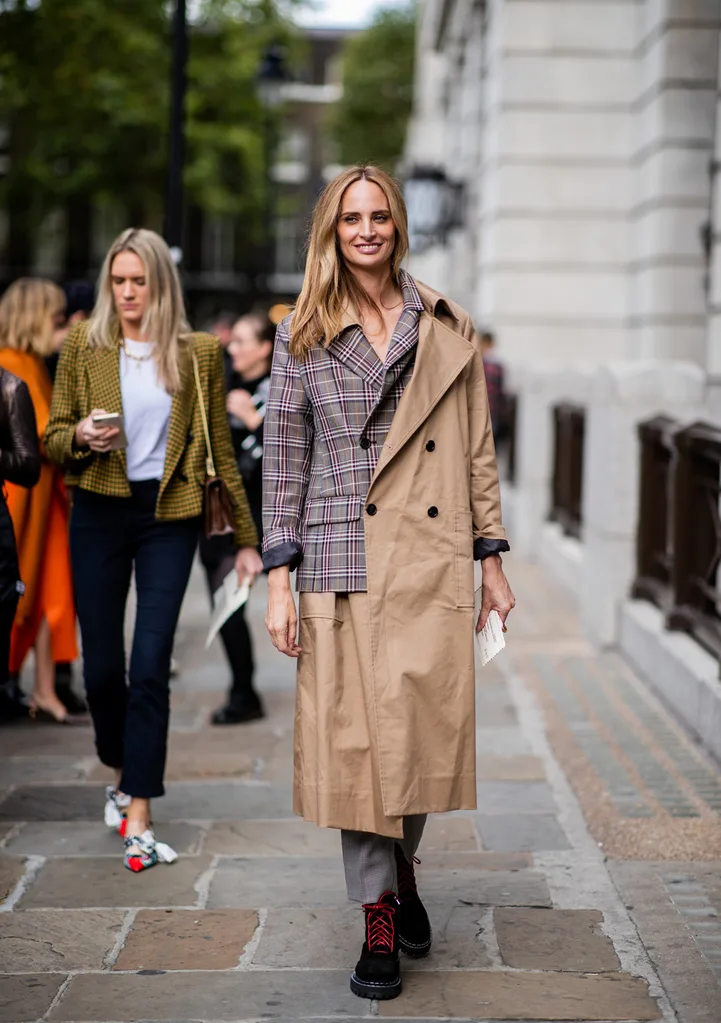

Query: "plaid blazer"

xmin=262 ymin=271 xmax=424 ymax=591
xmin=44 ymin=321 xmax=257 ymax=549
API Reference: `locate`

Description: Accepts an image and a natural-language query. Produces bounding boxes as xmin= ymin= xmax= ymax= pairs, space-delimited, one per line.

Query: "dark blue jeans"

xmin=70 ymin=481 xmax=199 ymax=798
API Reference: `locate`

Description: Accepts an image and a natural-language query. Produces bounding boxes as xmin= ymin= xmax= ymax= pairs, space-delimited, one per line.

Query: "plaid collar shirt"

xmin=262 ymin=270 xmax=424 ymax=592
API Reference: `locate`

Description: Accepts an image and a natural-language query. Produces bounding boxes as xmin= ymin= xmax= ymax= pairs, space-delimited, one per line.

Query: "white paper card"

xmin=473 ymin=588 xmax=506 ymax=666
xmin=206 ymin=571 xmax=251 ymax=650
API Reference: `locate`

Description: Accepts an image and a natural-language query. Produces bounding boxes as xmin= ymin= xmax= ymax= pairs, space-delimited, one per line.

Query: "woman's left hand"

xmin=477 ymin=555 xmax=515 ymax=632
xmin=235 ymin=546 xmax=263 ymax=587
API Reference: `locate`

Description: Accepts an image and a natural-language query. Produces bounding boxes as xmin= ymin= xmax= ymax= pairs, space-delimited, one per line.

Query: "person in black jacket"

xmin=0 ymin=367 xmax=41 ymax=719
xmin=202 ymin=311 xmax=274 ymax=725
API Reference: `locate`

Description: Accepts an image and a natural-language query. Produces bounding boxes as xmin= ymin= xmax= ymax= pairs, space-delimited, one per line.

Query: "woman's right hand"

xmin=75 ymin=409 xmax=120 ymax=452
xmin=266 ymin=567 xmax=302 ymax=658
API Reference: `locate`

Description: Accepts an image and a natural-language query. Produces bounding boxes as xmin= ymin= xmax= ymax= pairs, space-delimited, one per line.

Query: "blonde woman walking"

xmin=262 ymin=166 xmax=514 ymax=999
xmin=46 ymin=228 xmax=261 ymax=871
xmin=0 ymin=279 xmax=78 ymax=723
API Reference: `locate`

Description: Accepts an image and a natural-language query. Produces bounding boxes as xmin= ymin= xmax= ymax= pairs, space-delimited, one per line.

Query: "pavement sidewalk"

xmin=1 ymin=555 xmax=720 ymax=1022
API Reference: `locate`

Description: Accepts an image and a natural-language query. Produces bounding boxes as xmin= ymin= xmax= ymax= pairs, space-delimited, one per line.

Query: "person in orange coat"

xmin=0 ymin=278 xmax=79 ymax=722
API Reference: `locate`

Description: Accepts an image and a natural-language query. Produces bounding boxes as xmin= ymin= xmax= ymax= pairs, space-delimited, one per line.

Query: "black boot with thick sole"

xmin=350 ymin=890 xmax=402 ymax=1000
xmin=394 ymin=843 xmax=432 ymax=957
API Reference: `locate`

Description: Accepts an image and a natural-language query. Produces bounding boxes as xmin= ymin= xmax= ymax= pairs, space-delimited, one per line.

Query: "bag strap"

xmin=191 ymin=349 xmax=216 ymax=478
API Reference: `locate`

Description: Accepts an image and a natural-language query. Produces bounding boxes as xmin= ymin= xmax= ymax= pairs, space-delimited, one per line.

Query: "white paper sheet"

xmin=205 ymin=571 xmax=251 ymax=650
xmin=473 ymin=588 xmax=506 ymax=666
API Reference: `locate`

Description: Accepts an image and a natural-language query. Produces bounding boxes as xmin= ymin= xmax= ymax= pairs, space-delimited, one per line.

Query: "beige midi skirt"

xmin=294 ymin=591 xmax=406 ymax=838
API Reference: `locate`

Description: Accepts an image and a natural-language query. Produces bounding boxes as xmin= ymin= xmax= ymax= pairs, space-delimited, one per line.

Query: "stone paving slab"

xmin=255 ymin=903 xmax=493 ymax=970
xmin=0 ymin=785 xmax=107 ymax=822
xmin=473 ymin=813 xmax=570 ymax=852
xmin=20 ymin=856 xmax=211 ymax=908
xmin=0 ymin=722 xmax=95 ymax=756
xmin=48 ymin=969 xmax=363 ymax=1021
xmin=476 ymin=755 xmax=547 ymax=781
xmin=0 ymin=909 xmax=124 ymax=970
xmin=4 ymin=821 xmax=203 ymax=857
xmin=404 ymin=868 xmax=551 ymax=907
xmin=376 ymin=971 xmax=660 ymax=1020
xmin=114 ymin=909 xmax=258 ymax=970
xmin=494 ymin=908 xmax=620 ymax=972
xmin=208 ymin=856 xmax=348 ymax=907
xmin=153 ymin=781 xmax=294 ymax=820
xmin=475 ymin=781 xmax=558 ymax=815
xmin=0 ymin=756 xmax=90 ymax=785
xmin=415 ymin=852 xmax=533 ymax=871
xmin=203 ymin=819 xmax=341 ymax=857
xmin=0 ymin=856 xmax=24 ymax=905
xmin=0 ymin=974 xmax=67 ymax=1023
xmin=0 ymin=823 xmax=13 ymax=843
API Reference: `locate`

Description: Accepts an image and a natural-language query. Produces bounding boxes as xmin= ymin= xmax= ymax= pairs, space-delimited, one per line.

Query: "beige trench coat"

xmin=295 ymin=283 xmax=507 ymax=835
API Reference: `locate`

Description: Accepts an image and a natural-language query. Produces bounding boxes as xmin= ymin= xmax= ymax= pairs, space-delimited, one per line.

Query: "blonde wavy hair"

xmin=89 ymin=228 xmax=191 ymax=394
xmin=0 ymin=278 xmax=66 ymax=358
xmin=290 ymin=165 xmax=410 ymax=358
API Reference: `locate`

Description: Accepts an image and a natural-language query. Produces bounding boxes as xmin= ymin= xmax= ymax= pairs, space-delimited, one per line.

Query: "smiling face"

xmin=110 ymin=250 xmax=150 ymax=332
xmin=336 ymin=178 xmax=396 ymax=275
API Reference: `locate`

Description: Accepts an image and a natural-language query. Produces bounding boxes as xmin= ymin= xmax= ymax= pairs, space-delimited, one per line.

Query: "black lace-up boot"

xmin=394 ymin=843 xmax=432 ymax=957
xmin=350 ymin=890 xmax=402 ymax=1000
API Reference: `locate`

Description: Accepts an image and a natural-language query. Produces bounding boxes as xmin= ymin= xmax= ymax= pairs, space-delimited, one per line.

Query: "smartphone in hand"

xmin=91 ymin=412 xmax=127 ymax=451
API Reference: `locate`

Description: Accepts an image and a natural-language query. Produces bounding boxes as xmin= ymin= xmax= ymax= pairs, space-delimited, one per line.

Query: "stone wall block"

xmin=500 ymin=111 xmax=634 ymax=160
xmin=496 ymin=166 xmax=632 ymax=215
xmin=504 ymin=2 xmax=637 ymax=53
xmin=633 ymin=206 xmax=708 ymax=263
xmin=501 ymin=55 xmax=634 ymax=105
xmin=636 ymin=265 xmax=707 ymax=318
xmin=493 ymin=270 xmax=629 ymax=320
xmin=487 ymin=219 xmax=628 ymax=266
xmin=640 ymin=0 xmax=721 ymax=43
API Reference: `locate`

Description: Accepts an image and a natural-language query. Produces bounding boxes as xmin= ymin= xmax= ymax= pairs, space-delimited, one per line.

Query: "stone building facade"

xmin=404 ymin=0 xmax=721 ymax=758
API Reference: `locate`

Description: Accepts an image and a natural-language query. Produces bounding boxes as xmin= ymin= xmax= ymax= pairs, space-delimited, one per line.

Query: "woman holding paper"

xmin=45 ymin=228 xmax=261 ymax=872
xmin=0 ymin=278 xmax=79 ymax=724
xmin=262 ymin=165 xmax=514 ymax=1001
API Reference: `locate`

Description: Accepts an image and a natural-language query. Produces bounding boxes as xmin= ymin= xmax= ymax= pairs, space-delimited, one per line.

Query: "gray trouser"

xmin=341 ymin=815 xmax=427 ymax=903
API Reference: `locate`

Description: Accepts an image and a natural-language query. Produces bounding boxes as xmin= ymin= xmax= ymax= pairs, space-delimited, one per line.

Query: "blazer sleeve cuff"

xmin=262 ymin=541 xmax=303 ymax=574
xmin=474 ymin=537 xmax=510 ymax=561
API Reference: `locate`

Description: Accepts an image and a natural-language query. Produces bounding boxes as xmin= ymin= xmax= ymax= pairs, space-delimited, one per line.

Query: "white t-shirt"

xmin=120 ymin=339 xmax=173 ymax=482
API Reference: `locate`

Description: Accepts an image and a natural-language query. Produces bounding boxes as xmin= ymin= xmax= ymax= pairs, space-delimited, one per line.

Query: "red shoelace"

xmin=364 ymin=899 xmax=397 ymax=953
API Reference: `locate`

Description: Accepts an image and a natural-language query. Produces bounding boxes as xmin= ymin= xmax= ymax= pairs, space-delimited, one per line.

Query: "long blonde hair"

xmin=88 ymin=228 xmax=191 ymax=394
xmin=290 ymin=165 xmax=410 ymax=358
xmin=0 ymin=278 xmax=65 ymax=358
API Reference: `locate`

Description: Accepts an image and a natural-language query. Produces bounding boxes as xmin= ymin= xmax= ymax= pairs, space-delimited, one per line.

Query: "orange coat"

xmin=0 ymin=349 xmax=77 ymax=671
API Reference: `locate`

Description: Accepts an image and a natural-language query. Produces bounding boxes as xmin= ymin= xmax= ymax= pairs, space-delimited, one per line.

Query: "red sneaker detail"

xmin=118 ymin=818 xmax=128 ymax=838
xmin=126 ymin=856 xmax=146 ymax=873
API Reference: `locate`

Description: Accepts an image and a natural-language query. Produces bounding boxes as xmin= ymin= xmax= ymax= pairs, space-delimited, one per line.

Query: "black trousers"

xmin=198 ymin=533 xmax=257 ymax=707
xmin=70 ymin=482 xmax=198 ymax=798
xmin=0 ymin=498 xmax=19 ymax=691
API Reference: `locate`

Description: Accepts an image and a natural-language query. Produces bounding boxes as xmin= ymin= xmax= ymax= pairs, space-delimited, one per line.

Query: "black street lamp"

xmin=165 ymin=0 xmax=188 ymax=265
xmin=256 ymin=44 xmax=289 ymax=293
xmin=404 ymin=166 xmax=464 ymax=254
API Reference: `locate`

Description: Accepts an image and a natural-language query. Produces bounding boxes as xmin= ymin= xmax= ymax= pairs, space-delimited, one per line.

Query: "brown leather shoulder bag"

xmin=191 ymin=349 xmax=236 ymax=538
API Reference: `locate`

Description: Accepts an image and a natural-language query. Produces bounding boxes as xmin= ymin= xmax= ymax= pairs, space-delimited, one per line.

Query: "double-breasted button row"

xmin=359 ymin=437 xmax=371 ymax=450
xmin=366 ymin=504 xmax=377 ymax=516
xmin=427 ymin=506 xmax=439 ymax=518
xmin=426 ymin=440 xmax=436 ymax=452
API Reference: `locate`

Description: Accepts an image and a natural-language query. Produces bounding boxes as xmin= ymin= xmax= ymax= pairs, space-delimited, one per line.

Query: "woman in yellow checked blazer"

xmin=45 ymin=228 xmax=261 ymax=872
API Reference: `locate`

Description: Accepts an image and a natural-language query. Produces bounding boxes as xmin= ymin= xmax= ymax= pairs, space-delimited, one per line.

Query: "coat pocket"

xmin=455 ymin=509 xmax=475 ymax=608
xmin=304 ymin=495 xmax=365 ymax=526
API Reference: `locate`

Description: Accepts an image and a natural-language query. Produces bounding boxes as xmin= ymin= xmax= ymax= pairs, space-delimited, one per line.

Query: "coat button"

xmin=426 ymin=440 xmax=436 ymax=452
xmin=428 ymin=506 xmax=439 ymax=518
xmin=360 ymin=437 xmax=371 ymax=450
xmin=366 ymin=504 xmax=377 ymax=516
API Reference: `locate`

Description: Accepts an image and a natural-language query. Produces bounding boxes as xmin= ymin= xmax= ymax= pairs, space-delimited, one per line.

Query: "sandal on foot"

xmin=104 ymin=786 xmax=131 ymax=837
xmin=124 ymin=829 xmax=178 ymax=873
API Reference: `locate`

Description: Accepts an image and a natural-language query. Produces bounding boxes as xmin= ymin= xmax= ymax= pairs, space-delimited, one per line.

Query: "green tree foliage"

xmin=329 ymin=4 xmax=416 ymax=171
xmin=0 ymin=0 xmax=300 ymax=271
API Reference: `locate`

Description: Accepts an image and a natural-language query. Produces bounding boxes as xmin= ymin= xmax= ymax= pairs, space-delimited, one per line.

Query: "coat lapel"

xmin=327 ymin=323 xmax=386 ymax=391
xmin=371 ymin=311 xmax=474 ymax=484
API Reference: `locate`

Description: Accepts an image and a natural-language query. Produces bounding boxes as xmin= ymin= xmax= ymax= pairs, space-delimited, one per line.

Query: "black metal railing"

xmin=633 ymin=417 xmax=721 ymax=663
xmin=550 ymin=403 xmax=585 ymax=539
xmin=667 ymin=422 xmax=721 ymax=662
xmin=631 ymin=415 xmax=677 ymax=612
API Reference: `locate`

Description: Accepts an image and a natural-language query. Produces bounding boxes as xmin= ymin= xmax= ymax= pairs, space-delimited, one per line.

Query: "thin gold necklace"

xmin=121 ymin=337 xmax=153 ymax=370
